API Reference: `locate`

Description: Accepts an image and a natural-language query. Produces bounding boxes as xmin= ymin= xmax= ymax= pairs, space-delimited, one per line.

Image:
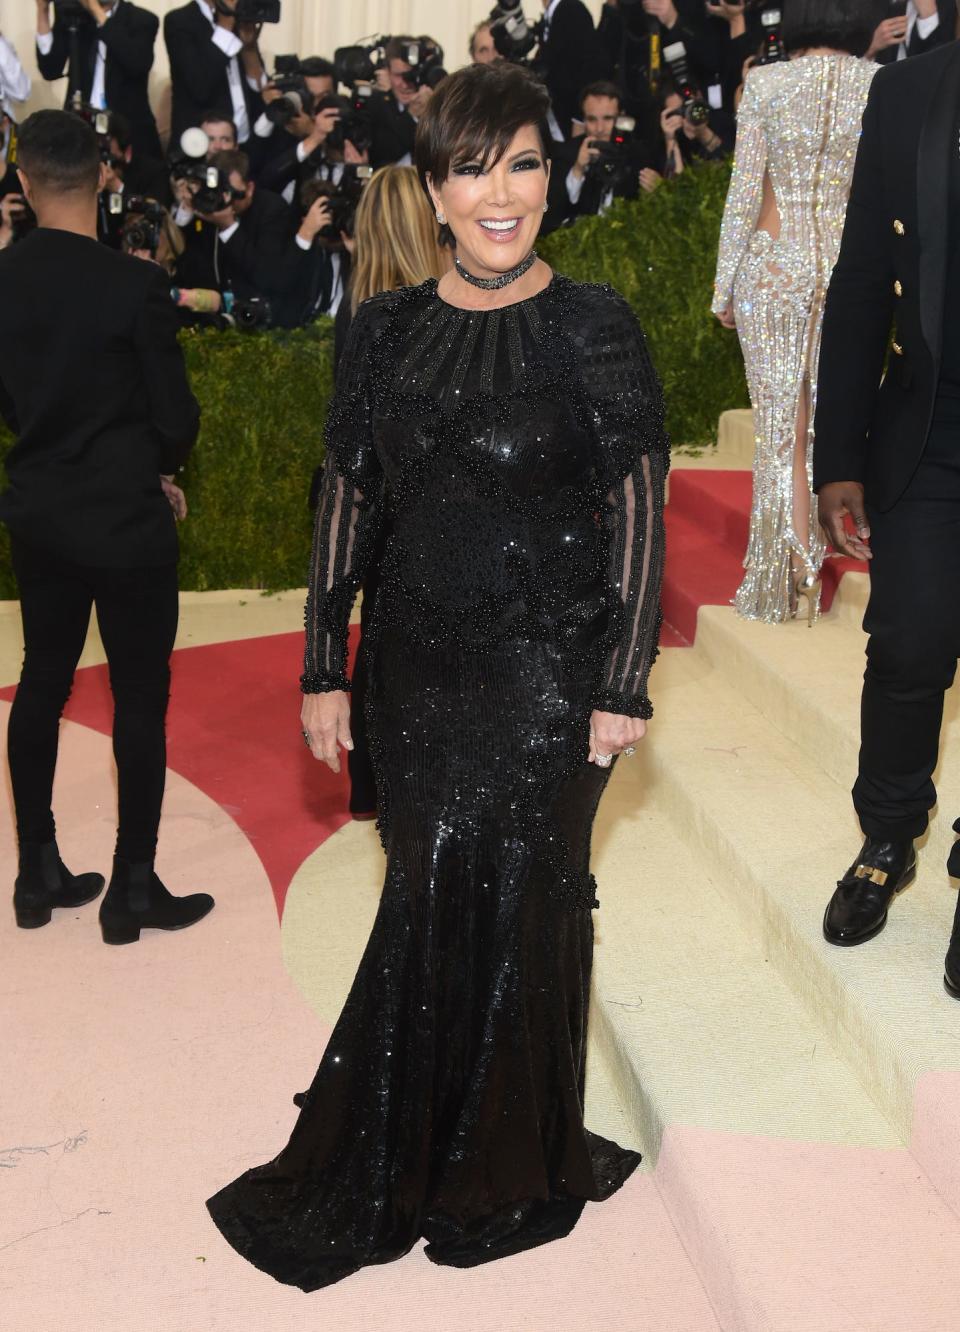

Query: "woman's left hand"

xmin=588 ymin=710 xmax=647 ymax=765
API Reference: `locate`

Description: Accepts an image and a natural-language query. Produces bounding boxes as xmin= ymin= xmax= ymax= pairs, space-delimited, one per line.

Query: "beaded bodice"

xmin=712 ymin=54 xmax=878 ymax=312
xmin=302 ymin=274 xmax=669 ymax=718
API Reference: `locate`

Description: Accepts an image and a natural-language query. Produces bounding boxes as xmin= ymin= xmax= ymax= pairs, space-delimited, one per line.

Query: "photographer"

xmin=538 ymin=0 xmax=611 ymax=138
xmin=252 ymin=55 xmax=336 ymax=169
xmin=469 ymin=22 xmax=500 ymax=64
xmin=369 ymin=37 xmax=436 ymax=168
xmin=867 ymin=0 xmax=955 ymax=61
xmin=173 ymin=146 xmax=294 ymax=302
xmin=105 ymin=111 xmax=170 ymax=205
xmin=122 ymin=199 xmax=185 ymax=276
xmin=0 ymin=109 xmax=212 ymax=944
xmin=270 ymin=180 xmax=349 ymax=329
xmin=546 ymin=80 xmax=657 ymax=225
xmin=641 ymin=77 xmax=732 ymax=190
xmin=259 ymin=93 xmax=371 ymax=203
xmin=164 ymin=0 xmax=266 ymax=147
xmin=35 ymin=0 xmax=162 ymax=159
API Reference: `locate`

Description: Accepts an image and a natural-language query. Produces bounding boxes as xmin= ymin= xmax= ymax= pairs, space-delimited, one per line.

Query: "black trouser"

xmin=7 ymin=539 xmax=179 ymax=862
xmin=855 ymin=402 xmax=960 ymax=842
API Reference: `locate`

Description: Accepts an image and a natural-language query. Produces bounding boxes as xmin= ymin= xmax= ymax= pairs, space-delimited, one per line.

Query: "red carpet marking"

xmin=0 ymin=627 xmax=363 ymax=920
xmin=664 ymin=469 xmax=866 ymax=642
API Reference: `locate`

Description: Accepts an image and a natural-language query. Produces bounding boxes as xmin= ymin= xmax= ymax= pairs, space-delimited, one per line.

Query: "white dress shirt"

xmin=0 ymin=36 xmax=31 ymax=121
xmin=542 ymin=0 xmax=562 ymax=41
xmin=36 ymin=0 xmax=120 ymax=109
xmin=899 ymin=1 xmax=940 ymax=60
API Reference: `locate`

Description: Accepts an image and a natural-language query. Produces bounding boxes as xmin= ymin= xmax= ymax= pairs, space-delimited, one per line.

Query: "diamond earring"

xmin=542 ymin=202 xmax=548 ymax=213
xmin=436 ymin=211 xmax=446 ymax=225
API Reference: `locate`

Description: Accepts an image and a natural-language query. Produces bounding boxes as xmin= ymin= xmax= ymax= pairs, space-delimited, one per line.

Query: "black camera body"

xmin=266 ymin=55 xmax=314 ymax=128
xmin=214 ymin=0 xmax=281 ymax=22
xmin=396 ymin=37 xmax=448 ymax=90
xmin=302 ymin=165 xmax=373 ymax=246
xmin=314 ymin=92 xmax=374 ymax=157
xmin=170 ymin=153 xmax=234 ymax=214
xmin=122 ymin=197 xmax=168 ymax=256
xmin=586 ymin=116 xmax=638 ymax=192
xmin=488 ymin=2 xmax=541 ymax=62
xmin=663 ymin=41 xmax=709 ymax=125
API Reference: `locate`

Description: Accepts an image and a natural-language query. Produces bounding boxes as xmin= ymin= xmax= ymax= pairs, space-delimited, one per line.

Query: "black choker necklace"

xmin=454 ymin=251 xmax=537 ymax=290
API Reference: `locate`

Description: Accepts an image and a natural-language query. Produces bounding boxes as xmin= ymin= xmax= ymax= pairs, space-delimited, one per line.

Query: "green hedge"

xmin=0 ymin=162 xmax=745 ymax=597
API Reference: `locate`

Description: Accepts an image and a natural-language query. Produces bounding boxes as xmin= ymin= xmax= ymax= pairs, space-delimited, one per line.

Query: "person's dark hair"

xmin=200 ymin=109 xmax=238 ymax=137
xmin=415 ymin=62 xmax=551 ymax=199
xmin=300 ymin=56 xmax=335 ymax=81
xmin=17 ymin=110 xmax=101 ymax=195
xmin=385 ymin=35 xmax=416 ymax=66
xmin=579 ymin=80 xmax=623 ymax=111
xmin=211 ymin=149 xmax=251 ymax=184
xmin=782 ymin=0 xmax=884 ymax=57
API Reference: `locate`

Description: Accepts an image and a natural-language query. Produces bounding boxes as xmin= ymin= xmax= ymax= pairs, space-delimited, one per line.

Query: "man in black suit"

xmin=814 ymin=35 xmax=960 ymax=996
xmin=538 ymin=0 xmax=610 ymax=138
xmin=164 ymin=0 xmax=265 ymax=148
xmin=369 ymin=37 xmax=435 ymax=169
xmin=174 ymin=147 xmax=295 ymax=301
xmin=869 ymin=0 xmax=955 ymax=63
xmin=34 ymin=0 xmax=161 ymax=159
xmin=0 ymin=111 xmax=214 ymax=944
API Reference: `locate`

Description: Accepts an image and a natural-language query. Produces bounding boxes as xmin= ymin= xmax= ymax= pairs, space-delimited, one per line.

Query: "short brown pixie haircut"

xmin=415 ymin=62 xmax=551 ymax=204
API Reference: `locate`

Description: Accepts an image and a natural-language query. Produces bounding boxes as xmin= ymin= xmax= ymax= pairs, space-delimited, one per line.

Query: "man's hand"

xmin=160 ymin=475 xmax=187 ymax=520
xmin=660 ymin=106 xmax=681 ymax=141
xmin=642 ymin=0 xmax=679 ymax=27
xmin=301 ymin=691 xmax=353 ymax=773
xmin=373 ymin=67 xmax=391 ymax=93
xmin=343 ymin=138 xmax=367 ymax=165
xmin=0 ymin=194 xmax=26 ymax=250
xmin=705 ymin=0 xmax=746 ymax=34
xmin=237 ymin=20 xmax=260 ymax=47
xmin=77 ymin=0 xmax=108 ymax=23
xmin=639 ymin=167 xmax=663 ymax=193
xmin=714 ymin=301 xmax=736 ymax=329
xmin=297 ymin=196 xmax=331 ymax=246
xmin=408 ymin=85 xmax=433 ymax=119
xmin=818 ymin=481 xmax=872 ymax=561
xmin=588 ymin=710 xmax=647 ymax=765
xmin=572 ymin=134 xmax=600 ymax=180
xmin=867 ymin=16 xmax=908 ymax=56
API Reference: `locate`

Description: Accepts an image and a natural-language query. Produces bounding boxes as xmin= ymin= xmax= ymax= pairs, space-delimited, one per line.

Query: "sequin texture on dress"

xmin=206 ymin=273 xmax=669 ymax=1289
xmin=712 ymin=55 xmax=878 ymax=623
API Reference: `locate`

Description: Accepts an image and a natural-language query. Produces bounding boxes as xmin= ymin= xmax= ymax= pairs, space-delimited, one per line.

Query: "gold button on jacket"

xmin=894 ymin=280 xmax=903 ymax=297
xmin=892 ymin=341 xmax=904 ymax=356
xmin=893 ymin=219 xmax=905 ymax=235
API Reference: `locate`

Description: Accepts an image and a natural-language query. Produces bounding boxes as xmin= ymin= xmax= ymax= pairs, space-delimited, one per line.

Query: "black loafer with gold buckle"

xmin=823 ymin=839 xmax=917 ymax=946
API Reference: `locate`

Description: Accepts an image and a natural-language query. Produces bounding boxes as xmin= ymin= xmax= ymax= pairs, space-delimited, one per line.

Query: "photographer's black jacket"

xmin=174 ymin=188 xmax=296 ymax=299
xmin=0 ymin=229 xmax=199 ymax=566
xmin=815 ymin=41 xmax=960 ymax=511
xmin=164 ymin=0 xmax=259 ymax=145
xmin=539 ymin=0 xmax=610 ymax=137
xmin=36 ymin=1 xmax=161 ymax=158
xmin=370 ymin=94 xmax=417 ymax=170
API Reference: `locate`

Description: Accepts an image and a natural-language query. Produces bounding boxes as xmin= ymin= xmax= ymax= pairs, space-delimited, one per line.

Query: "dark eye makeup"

xmin=451 ymin=156 xmax=543 ymax=177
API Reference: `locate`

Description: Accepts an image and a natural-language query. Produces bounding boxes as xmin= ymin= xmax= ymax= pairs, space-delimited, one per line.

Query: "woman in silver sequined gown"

xmin=712 ymin=16 xmax=877 ymax=623
xmin=206 ymin=63 xmax=668 ymax=1290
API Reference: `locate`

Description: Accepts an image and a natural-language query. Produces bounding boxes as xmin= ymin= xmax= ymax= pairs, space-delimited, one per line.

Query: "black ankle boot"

xmin=13 ymin=840 xmax=105 ymax=929
xmin=823 ymin=838 xmax=917 ymax=946
xmin=944 ymin=891 xmax=960 ymax=1000
xmin=99 ymin=857 xmax=215 ymax=945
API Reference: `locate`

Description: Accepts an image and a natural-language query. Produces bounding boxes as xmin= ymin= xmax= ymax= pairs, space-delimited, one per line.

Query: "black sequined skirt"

xmin=206 ymin=628 xmax=641 ymax=1290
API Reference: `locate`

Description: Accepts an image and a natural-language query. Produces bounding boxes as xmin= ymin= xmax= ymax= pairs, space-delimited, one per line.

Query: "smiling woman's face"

xmin=427 ymin=124 xmax=550 ymax=279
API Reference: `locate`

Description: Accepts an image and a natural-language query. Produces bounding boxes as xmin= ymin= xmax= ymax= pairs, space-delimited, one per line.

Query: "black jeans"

xmin=855 ymin=401 xmax=960 ymax=841
xmin=7 ymin=540 xmax=179 ymax=862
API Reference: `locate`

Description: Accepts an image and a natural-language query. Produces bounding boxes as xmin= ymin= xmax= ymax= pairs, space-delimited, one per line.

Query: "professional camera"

xmin=213 ymin=0 xmax=281 ymax=22
xmin=394 ymin=37 xmax=448 ymax=90
xmin=318 ymin=92 xmax=375 ymax=156
xmin=488 ymin=1 xmax=541 ymax=62
xmin=302 ymin=167 xmax=373 ymax=245
xmin=585 ymin=115 xmax=638 ymax=192
xmin=169 ymin=129 xmax=236 ymax=214
xmin=225 ymin=293 xmax=273 ymax=329
xmin=757 ymin=9 xmax=787 ymax=65
xmin=265 ymin=54 xmax=314 ymax=128
xmin=662 ymin=41 xmax=709 ymax=125
xmin=333 ymin=39 xmax=384 ymax=89
xmin=121 ymin=197 xmax=168 ymax=257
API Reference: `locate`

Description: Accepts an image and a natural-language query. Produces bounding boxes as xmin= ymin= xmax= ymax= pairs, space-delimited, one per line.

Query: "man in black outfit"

xmin=35 ymin=0 xmax=162 ymax=159
xmin=814 ymin=34 xmax=960 ymax=997
xmin=0 ymin=111 xmax=213 ymax=944
xmin=538 ymin=0 xmax=610 ymax=138
xmin=164 ymin=0 xmax=263 ymax=147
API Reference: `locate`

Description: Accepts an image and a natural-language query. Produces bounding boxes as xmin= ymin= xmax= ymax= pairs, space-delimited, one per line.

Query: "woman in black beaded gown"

xmin=207 ymin=61 xmax=669 ymax=1290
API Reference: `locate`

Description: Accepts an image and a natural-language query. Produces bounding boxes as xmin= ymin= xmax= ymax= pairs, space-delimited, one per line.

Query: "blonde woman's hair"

xmin=350 ymin=165 xmax=448 ymax=315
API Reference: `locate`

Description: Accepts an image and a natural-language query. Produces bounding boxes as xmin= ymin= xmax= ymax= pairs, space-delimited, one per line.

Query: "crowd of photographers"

xmin=0 ymin=0 xmax=956 ymax=331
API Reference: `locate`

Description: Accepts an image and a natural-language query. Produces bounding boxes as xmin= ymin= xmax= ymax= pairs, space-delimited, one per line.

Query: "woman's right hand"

xmin=714 ymin=302 xmax=736 ymax=329
xmin=301 ymin=691 xmax=353 ymax=773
